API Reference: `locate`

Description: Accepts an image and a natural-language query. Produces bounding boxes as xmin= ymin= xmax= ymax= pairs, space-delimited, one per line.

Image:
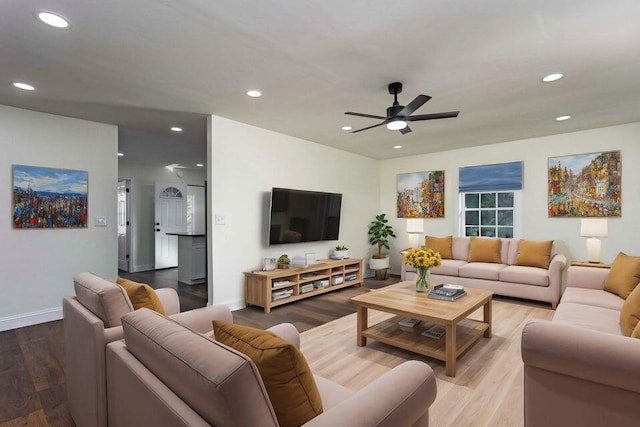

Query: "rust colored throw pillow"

xmin=116 ymin=278 xmax=166 ymax=315
xmin=468 ymin=237 xmax=502 ymax=263
xmin=620 ymin=284 xmax=640 ymax=336
xmin=604 ymin=252 xmax=640 ymax=299
xmin=425 ymin=236 xmax=453 ymax=259
xmin=514 ymin=240 xmax=554 ymax=269
xmin=212 ymin=321 xmax=323 ymax=427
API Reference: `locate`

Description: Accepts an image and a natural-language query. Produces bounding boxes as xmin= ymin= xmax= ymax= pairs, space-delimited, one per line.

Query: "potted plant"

xmin=334 ymin=245 xmax=349 ymax=259
xmin=367 ymin=213 xmax=396 ymax=271
xmin=277 ymin=254 xmax=291 ymax=269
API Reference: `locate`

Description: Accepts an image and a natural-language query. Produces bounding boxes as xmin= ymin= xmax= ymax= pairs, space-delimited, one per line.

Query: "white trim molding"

xmin=0 ymin=307 xmax=63 ymax=332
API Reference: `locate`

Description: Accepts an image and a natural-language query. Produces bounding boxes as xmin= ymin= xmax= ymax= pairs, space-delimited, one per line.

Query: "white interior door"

xmin=117 ymin=180 xmax=131 ymax=271
xmin=154 ymin=182 xmax=187 ymax=269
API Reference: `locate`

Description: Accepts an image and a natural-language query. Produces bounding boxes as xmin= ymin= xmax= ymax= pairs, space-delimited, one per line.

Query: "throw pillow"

xmin=468 ymin=237 xmax=502 ymax=263
xmin=116 ymin=278 xmax=166 ymax=315
xmin=425 ymin=235 xmax=453 ymax=259
xmin=632 ymin=322 xmax=640 ymax=339
xmin=212 ymin=321 xmax=323 ymax=427
xmin=514 ymin=240 xmax=553 ymax=269
xmin=620 ymin=282 xmax=640 ymax=336
xmin=604 ymin=252 xmax=640 ymax=299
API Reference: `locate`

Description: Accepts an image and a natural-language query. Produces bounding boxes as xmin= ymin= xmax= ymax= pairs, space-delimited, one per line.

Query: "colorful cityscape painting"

xmin=548 ymin=151 xmax=621 ymax=217
xmin=397 ymin=170 xmax=445 ymax=218
xmin=12 ymin=165 xmax=88 ymax=229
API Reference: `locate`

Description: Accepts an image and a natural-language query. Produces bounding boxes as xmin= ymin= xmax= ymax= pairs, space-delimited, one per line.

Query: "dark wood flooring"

xmin=0 ymin=268 xmax=399 ymax=426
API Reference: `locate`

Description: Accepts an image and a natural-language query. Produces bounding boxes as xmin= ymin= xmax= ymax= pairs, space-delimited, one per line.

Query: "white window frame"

xmin=457 ymin=190 xmax=522 ymax=238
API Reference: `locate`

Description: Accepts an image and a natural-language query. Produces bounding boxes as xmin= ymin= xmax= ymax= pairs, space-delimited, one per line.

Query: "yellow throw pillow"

xmin=468 ymin=237 xmax=502 ymax=263
xmin=116 ymin=278 xmax=166 ymax=315
xmin=212 ymin=321 xmax=323 ymax=427
xmin=620 ymin=284 xmax=640 ymax=336
xmin=425 ymin=236 xmax=453 ymax=259
xmin=632 ymin=322 xmax=640 ymax=339
xmin=604 ymin=252 xmax=640 ymax=299
xmin=514 ymin=240 xmax=553 ymax=269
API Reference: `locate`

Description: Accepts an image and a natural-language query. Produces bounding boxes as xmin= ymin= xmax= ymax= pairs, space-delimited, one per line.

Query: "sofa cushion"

xmin=212 ymin=320 xmax=323 ymax=427
xmin=121 ymin=309 xmax=278 ymax=427
xmin=560 ymin=287 xmax=625 ymax=311
xmin=553 ymin=302 xmax=622 ymax=335
xmin=452 ymin=237 xmax=470 ymax=261
xmin=604 ymin=252 xmax=640 ymax=299
xmin=73 ymin=272 xmax=133 ymax=327
xmin=459 ymin=262 xmax=507 ymax=281
xmin=499 ymin=265 xmax=549 ymax=287
xmin=514 ymin=239 xmax=553 ymax=269
xmin=432 ymin=259 xmax=467 ymax=276
xmin=116 ymin=278 xmax=165 ymax=315
xmin=468 ymin=237 xmax=502 ymax=263
xmin=424 ymin=235 xmax=452 ymax=259
xmin=620 ymin=284 xmax=640 ymax=336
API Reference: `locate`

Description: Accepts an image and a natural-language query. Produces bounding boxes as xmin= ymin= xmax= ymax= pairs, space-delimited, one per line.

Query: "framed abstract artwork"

xmin=397 ymin=170 xmax=445 ymax=218
xmin=12 ymin=165 xmax=88 ymax=229
xmin=548 ymin=151 xmax=621 ymax=217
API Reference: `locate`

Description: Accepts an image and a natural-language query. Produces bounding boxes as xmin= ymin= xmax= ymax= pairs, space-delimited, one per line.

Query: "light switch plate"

xmin=95 ymin=216 xmax=107 ymax=227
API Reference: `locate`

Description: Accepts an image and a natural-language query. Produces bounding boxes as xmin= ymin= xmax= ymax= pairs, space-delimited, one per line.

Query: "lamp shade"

xmin=406 ymin=219 xmax=424 ymax=234
xmin=580 ymin=218 xmax=608 ymax=238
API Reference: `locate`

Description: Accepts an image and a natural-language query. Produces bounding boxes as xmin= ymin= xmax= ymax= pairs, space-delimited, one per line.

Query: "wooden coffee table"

xmin=351 ymin=281 xmax=493 ymax=377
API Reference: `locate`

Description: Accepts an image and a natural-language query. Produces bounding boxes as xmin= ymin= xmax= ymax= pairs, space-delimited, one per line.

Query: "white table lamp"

xmin=580 ymin=218 xmax=608 ymax=263
xmin=406 ymin=219 xmax=424 ymax=248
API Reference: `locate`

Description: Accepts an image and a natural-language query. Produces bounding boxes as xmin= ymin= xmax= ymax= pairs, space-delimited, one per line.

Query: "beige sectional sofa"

xmin=521 ymin=265 xmax=640 ymax=427
xmin=106 ymin=308 xmax=438 ymax=427
xmin=402 ymin=237 xmax=567 ymax=308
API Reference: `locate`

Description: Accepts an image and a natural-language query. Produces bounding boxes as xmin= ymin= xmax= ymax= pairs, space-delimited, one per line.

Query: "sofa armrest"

xmin=522 ymin=320 xmax=640 ymax=394
xmin=566 ymin=265 xmax=609 ymax=290
xmin=303 ymin=361 xmax=436 ymax=427
xmin=155 ymin=288 xmax=180 ymax=315
xmin=267 ymin=323 xmax=300 ymax=349
xmin=169 ymin=304 xmax=233 ymax=334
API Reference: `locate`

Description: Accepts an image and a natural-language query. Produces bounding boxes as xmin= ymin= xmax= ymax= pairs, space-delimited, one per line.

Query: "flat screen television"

xmin=268 ymin=187 xmax=342 ymax=245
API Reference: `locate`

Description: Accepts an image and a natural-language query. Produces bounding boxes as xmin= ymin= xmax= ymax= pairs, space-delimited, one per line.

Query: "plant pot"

xmin=369 ymin=257 xmax=389 ymax=270
xmin=334 ymin=250 xmax=348 ymax=259
xmin=277 ymin=263 xmax=290 ymax=269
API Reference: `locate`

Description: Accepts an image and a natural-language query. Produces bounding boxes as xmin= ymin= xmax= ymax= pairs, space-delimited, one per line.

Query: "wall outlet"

xmin=215 ymin=214 xmax=226 ymax=225
xmin=94 ymin=216 xmax=107 ymax=227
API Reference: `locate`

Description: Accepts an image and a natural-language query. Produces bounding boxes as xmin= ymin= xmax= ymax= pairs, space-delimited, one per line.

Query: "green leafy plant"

xmin=277 ymin=254 xmax=290 ymax=267
xmin=335 ymin=245 xmax=349 ymax=251
xmin=368 ymin=213 xmax=396 ymax=258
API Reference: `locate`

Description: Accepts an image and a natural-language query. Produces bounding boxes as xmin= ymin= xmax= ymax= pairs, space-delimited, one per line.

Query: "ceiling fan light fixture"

xmin=386 ymin=118 xmax=407 ymax=131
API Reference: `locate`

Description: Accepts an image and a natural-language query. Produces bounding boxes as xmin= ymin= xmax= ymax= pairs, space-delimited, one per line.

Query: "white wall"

xmin=0 ymin=105 xmax=118 ymax=330
xmin=208 ymin=115 xmax=379 ymax=309
xmin=118 ymin=161 xmax=206 ymax=271
xmin=380 ymin=122 xmax=640 ymax=274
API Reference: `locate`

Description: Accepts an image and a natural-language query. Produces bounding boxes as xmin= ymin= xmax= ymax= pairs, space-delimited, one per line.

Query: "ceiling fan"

xmin=345 ymin=82 xmax=459 ymax=135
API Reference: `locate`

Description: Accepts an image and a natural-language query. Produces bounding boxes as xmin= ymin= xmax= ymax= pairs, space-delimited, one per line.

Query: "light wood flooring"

xmin=0 ymin=268 xmax=553 ymax=426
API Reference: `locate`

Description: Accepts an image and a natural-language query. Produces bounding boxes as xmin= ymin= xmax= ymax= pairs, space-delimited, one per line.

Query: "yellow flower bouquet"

xmin=404 ymin=247 xmax=442 ymax=292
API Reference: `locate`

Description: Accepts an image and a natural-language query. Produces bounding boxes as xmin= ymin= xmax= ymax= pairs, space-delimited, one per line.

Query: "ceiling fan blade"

xmin=397 ymin=95 xmax=431 ymax=117
xmin=351 ymin=121 xmax=387 ymax=133
xmin=345 ymin=112 xmax=387 ymax=120
xmin=399 ymin=125 xmax=412 ymax=135
xmin=408 ymin=111 xmax=460 ymax=121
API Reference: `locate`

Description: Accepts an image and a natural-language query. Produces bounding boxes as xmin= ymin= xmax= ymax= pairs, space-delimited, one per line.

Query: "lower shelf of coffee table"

xmin=361 ymin=316 xmax=489 ymax=362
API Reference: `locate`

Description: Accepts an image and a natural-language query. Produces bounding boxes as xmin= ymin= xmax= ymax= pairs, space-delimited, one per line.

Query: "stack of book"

xmin=427 ymin=284 xmax=467 ymax=301
xmin=272 ymin=289 xmax=293 ymax=301
xmin=345 ymin=273 xmax=358 ymax=282
xmin=300 ymin=283 xmax=315 ymax=294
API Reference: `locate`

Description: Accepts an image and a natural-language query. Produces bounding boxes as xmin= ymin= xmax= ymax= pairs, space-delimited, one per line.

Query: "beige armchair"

xmin=106 ymin=308 xmax=437 ymax=427
xmin=63 ymin=272 xmax=232 ymax=427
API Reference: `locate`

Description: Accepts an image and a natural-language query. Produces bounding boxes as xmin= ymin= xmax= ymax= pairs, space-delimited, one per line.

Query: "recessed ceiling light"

xmin=117 ymin=152 xmax=124 ymax=157
xmin=246 ymin=90 xmax=262 ymax=98
xmin=196 ymin=163 xmax=204 ymax=167
xmin=556 ymin=115 xmax=571 ymax=121
xmin=542 ymin=73 xmax=564 ymax=82
xmin=12 ymin=82 xmax=36 ymax=91
xmin=170 ymin=126 xmax=183 ymax=132
xmin=393 ymin=145 xmax=403 ymax=149
xmin=341 ymin=126 xmax=352 ymax=131
xmin=35 ymin=11 xmax=70 ymax=29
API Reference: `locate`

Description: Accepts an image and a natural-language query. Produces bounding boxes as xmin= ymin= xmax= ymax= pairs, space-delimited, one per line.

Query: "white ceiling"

xmin=1 ymin=1 xmax=639 ymax=165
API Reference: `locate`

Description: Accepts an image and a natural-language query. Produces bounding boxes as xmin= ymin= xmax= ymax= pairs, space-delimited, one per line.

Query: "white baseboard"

xmin=209 ymin=298 xmax=245 ymax=311
xmin=0 ymin=307 xmax=63 ymax=332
